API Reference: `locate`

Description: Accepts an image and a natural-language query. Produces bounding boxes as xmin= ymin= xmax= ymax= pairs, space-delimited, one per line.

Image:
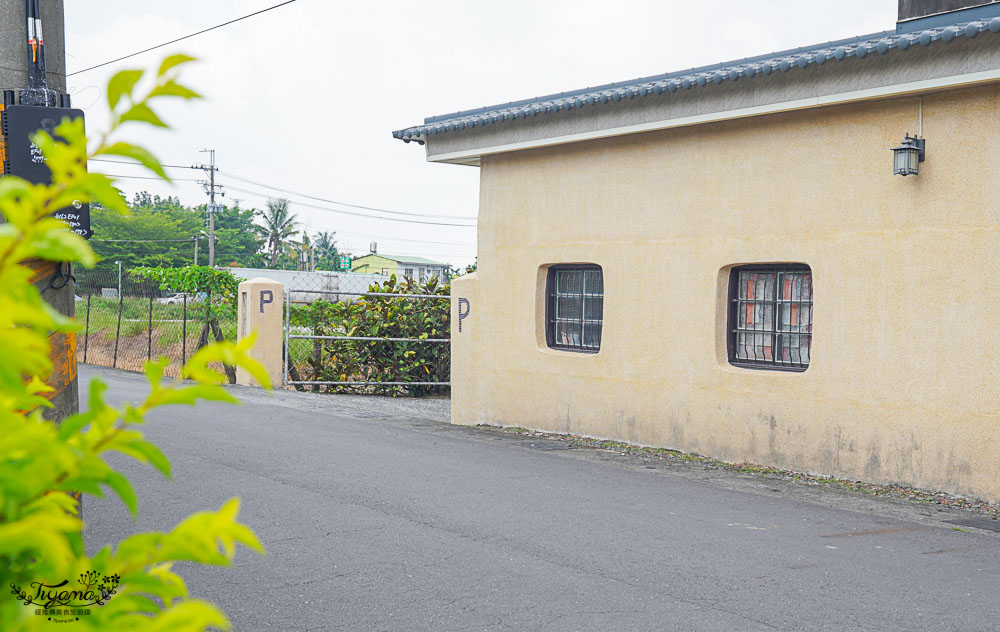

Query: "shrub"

xmin=289 ymin=275 xmax=450 ymax=395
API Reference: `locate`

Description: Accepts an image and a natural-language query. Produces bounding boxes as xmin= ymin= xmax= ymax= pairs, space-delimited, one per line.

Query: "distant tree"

xmin=255 ymin=198 xmax=299 ymax=268
xmin=132 ymin=191 xmax=183 ymax=210
xmin=313 ymin=231 xmax=339 ymax=269
xmin=201 ymin=202 xmax=263 ymax=267
xmin=89 ymin=192 xmax=268 ymax=271
xmin=90 ymin=194 xmax=200 ymax=269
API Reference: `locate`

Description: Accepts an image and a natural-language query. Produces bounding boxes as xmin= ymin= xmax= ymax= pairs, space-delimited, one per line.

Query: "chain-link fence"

xmin=75 ymin=267 xmax=236 ymax=378
xmin=279 ymin=270 xmax=451 ymax=396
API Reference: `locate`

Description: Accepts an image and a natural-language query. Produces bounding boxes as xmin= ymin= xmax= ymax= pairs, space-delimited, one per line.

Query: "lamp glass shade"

xmin=893 ymin=145 xmax=920 ymax=176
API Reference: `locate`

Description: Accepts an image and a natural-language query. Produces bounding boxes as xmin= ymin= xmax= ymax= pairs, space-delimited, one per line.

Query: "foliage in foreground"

xmin=289 ymin=275 xmax=450 ymax=395
xmin=0 ymin=56 xmax=268 ymax=630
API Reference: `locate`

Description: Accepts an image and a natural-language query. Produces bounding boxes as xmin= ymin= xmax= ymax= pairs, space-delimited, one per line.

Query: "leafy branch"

xmin=0 ymin=57 xmax=270 ymax=631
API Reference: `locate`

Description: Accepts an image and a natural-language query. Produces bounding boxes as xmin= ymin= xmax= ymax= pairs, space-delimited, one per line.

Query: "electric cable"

xmin=95 ymin=173 xmax=202 ymax=182
xmin=91 ymin=238 xmax=197 ymax=242
xmin=90 ymin=158 xmax=201 ymax=169
xmin=218 ymin=171 xmax=476 ymax=220
xmin=223 ymin=184 xmax=477 ymax=227
xmin=94 ymin=158 xmax=476 ymax=223
xmin=67 ymin=0 xmax=300 ymax=77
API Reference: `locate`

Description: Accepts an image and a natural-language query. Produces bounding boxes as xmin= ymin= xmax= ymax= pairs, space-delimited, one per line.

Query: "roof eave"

xmin=391 ymin=16 xmax=1000 ymax=157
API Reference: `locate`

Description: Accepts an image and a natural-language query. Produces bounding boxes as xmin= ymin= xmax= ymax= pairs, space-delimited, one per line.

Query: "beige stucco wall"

xmin=452 ymin=82 xmax=1000 ymax=501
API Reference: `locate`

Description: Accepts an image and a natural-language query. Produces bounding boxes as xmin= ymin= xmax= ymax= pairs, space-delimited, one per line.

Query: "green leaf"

xmin=147 ymin=599 xmax=230 ymax=631
xmin=126 ymin=439 xmax=172 ymax=478
xmin=105 ymin=470 xmax=139 ymax=518
xmin=77 ymin=173 xmax=129 ymax=213
xmin=154 ymin=383 xmax=238 ymax=406
xmin=144 ymin=357 xmax=169 ymax=388
xmin=107 ymin=69 xmax=144 ymax=110
xmin=99 ymin=142 xmax=169 ymax=181
xmin=29 ymin=224 xmax=98 ymax=266
xmin=56 ymin=411 xmax=92 ymax=440
xmin=158 ymin=53 xmax=197 ymax=76
xmin=119 ymin=102 xmax=168 ymax=127
xmin=149 ymin=79 xmax=201 ymax=100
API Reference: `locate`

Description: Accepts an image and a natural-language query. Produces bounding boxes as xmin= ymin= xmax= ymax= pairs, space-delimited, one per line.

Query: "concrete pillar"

xmin=450 ymin=273 xmax=481 ymax=425
xmin=236 ymin=277 xmax=284 ymax=387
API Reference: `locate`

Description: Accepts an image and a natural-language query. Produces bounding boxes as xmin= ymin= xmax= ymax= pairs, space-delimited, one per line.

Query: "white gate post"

xmin=236 ymin=277 xmax=285 ymax=387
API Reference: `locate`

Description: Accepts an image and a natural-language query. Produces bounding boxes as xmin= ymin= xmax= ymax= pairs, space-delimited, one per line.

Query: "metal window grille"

xmin=546 ymin=265 xmax=603 ymax=352
xmin=728 ymin=265 xmax=812 ymax=371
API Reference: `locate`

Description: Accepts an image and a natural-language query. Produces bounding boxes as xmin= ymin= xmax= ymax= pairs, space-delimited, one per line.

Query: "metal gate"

xmin=281 ymin=274 xmax=450 ymax=392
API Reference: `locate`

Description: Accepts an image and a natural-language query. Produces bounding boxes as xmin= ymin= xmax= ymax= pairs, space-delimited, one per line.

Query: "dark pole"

xmin=147 ymin=294 xmax=153 ymax=360
xmin=182 ymin=293 xmax=187 ymax=367
xmin=83 ymin=291 xmax=91 ymax=363
xmin=112 ymin=287 xmax=123 ymax=368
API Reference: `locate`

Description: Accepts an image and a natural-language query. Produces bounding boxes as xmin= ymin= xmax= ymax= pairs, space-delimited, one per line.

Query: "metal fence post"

xmin=112 ymin=285 xmax=123 ymax=368
xmin=182 ymin=293 xmax=187 ymax=367
xmin=83 ymin=292 xmax=91 ymax=364
xmin=147 ymin=294 xmax=153 ymax=360
xmin=283 ymin=288 xmax=290 ymax=386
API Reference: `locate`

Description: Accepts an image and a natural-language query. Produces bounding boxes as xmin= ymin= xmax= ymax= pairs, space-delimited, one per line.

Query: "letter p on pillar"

xmin=236 ymin=277 xmax=284 ymax=387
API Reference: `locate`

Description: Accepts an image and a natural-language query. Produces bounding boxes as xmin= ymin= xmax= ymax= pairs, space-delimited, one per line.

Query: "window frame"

xmin=726 ymin=263 xmax=812 ymax=372
xmin=545 ymin=264 xmax=604 ymax=354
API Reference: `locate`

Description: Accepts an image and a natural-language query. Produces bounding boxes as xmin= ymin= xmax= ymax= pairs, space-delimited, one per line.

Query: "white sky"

xmin=63 ymin=0 xmax=896 ymax=267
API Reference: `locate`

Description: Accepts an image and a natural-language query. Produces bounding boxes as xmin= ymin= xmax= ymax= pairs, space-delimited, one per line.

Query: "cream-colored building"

xmin=394 ymin=1 xmax=1000 ymax=501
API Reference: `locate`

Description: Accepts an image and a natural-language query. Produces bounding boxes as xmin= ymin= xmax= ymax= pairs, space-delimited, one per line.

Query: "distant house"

xmin=350 ymin=253 xmax=449 ymax=281
xmin=394 ymin=0 xmax=1000 ymax=501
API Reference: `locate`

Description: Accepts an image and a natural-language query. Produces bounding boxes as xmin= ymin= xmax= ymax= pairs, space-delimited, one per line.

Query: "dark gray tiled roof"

xmin=392 ymin=17 xmax=1000 ymax=142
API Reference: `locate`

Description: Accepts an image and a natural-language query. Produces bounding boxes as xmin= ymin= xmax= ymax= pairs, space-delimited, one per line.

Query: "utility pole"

xmin=0 ymin=0 xmax=79 ymax=423
xmin=193 ymin=236 xmax=199 ymax=265
xmin=197 ymin=149 xmax=222 ymax=267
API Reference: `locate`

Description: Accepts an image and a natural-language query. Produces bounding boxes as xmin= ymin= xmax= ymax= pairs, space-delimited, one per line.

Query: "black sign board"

xmin=3 ymin=105 xmax=91 ymax=239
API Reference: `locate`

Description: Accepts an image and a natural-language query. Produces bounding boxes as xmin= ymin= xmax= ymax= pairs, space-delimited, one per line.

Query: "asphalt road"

xmin=82 ymin=365 xmax=1000 ymax=631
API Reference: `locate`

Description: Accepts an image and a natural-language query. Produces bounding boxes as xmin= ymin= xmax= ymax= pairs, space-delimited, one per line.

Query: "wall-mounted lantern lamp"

xmin=891 ymin=133 xmax=925 ymax=176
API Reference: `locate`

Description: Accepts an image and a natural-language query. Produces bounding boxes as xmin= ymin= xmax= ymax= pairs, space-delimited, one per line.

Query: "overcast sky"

xmin=63 ymin=0 xmax=896 ymax=267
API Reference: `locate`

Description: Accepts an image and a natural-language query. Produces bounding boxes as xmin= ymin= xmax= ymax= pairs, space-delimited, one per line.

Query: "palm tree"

xmin=313 ymin=231 xmax=338 ymax=268
xmin=255 ymin=198 xmax=299 ymax=267
xmin=315 ymin=231 xmax=336 ymax=258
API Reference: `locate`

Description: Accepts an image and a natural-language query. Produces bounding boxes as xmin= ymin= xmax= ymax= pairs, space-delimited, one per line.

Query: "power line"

xmin=97 ymin=156 xmax=477 ymax=224
xmin=224 ymin=184 xmax=477 ymax=228
xmin=91 ymin=238 xmax=195 ymax=242
xmin=90 ymin=158 xmax=199 ymax=170
xmin=218 ymin=170 xmax=477 ymax=220
xmin=0 ymin=64 xmax=61 ymax=77
xmin=334 ymin=232 xmax=475 ymax=247
xmin=67 ymin=0 xmax=300 ymax=77
xmin=96 ymin=173 xmax=203 ymax=181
